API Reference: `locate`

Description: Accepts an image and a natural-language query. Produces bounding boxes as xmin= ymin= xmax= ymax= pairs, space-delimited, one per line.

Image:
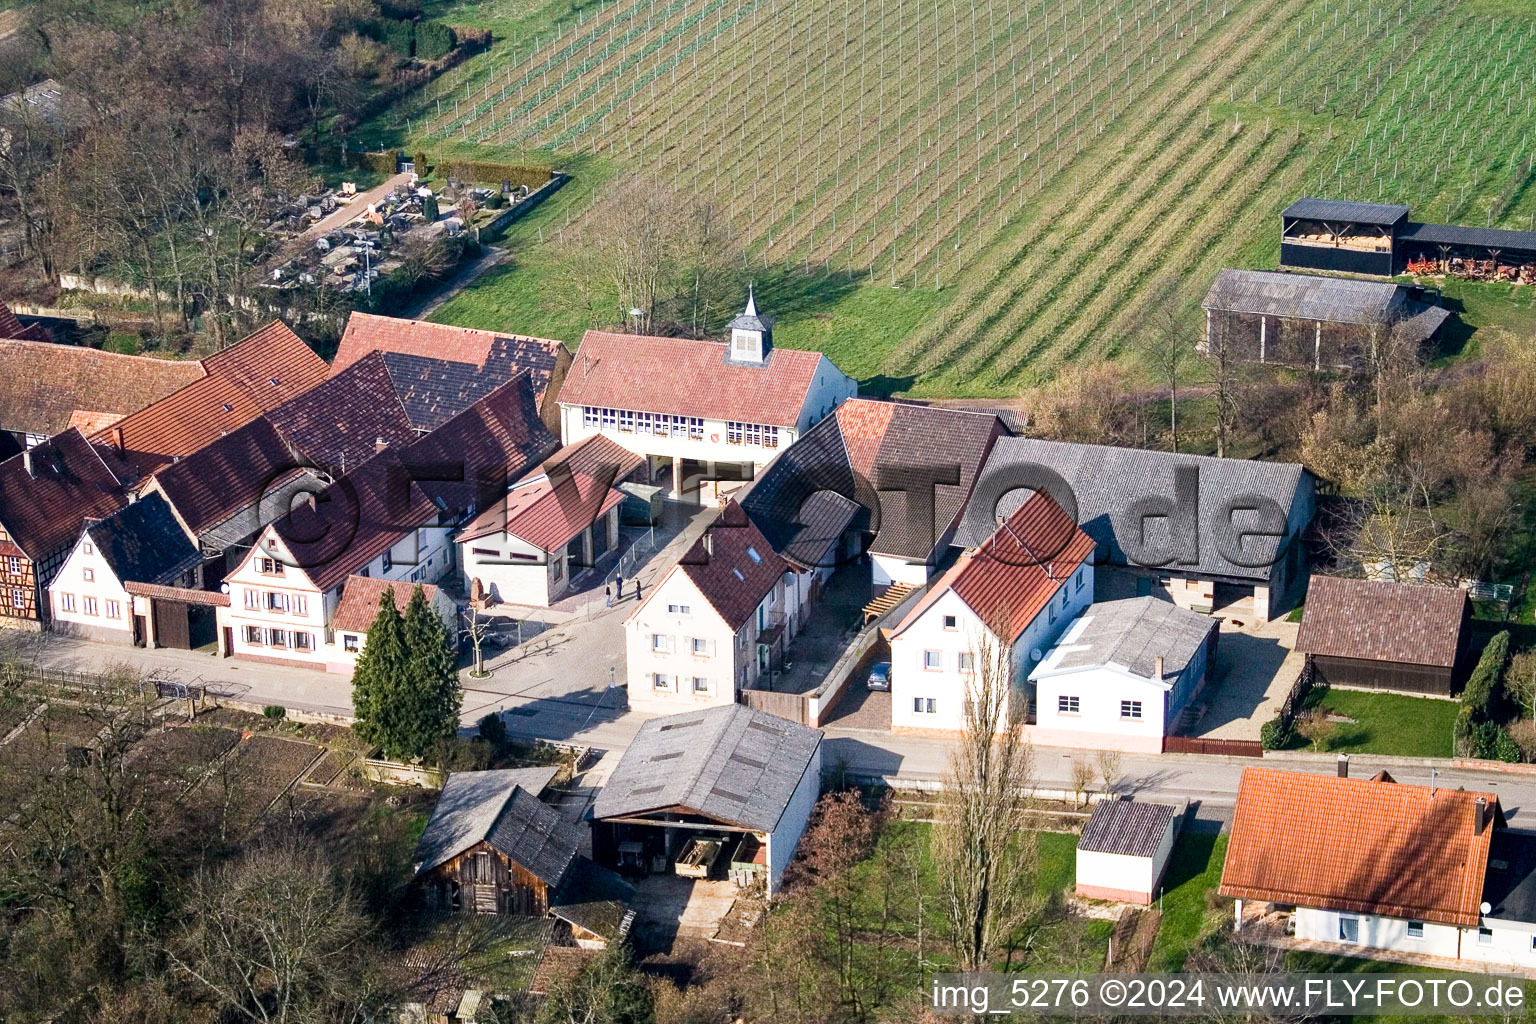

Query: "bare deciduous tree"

xmin=934 ymin=629 xmax=1039 ymax=971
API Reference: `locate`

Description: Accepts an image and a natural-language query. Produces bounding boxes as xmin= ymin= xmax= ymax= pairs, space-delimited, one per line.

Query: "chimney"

xmin=702 ymin=531 xmax=713 ymax=557
xmin=1475 ymin=797 xmax=1488 ymax=836
xmin=1336 ymin=753 xmax=1350 ymax=778
xmin=21 ymin=446 xmax=37 ymax=478
xmin=375 ymin=436 xmax=388 ymax=453
xmin=1153 ymin=655 xmax=1164 ymax=683
xmin=113 ymin=425 xmax=125 ymax=451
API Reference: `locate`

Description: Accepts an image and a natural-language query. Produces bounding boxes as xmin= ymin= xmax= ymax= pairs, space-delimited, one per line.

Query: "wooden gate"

xmin=152 ymin=600 xmax=191 ymax=649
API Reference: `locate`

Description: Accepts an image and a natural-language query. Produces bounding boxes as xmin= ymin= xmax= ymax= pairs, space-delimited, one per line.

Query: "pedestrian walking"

xmin=604 ymin=583 xmax=611 ymax=608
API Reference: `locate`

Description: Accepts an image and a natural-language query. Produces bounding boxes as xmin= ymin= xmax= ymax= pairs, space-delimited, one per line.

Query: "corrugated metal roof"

xmin=1202 ymin=269 xmax=1403 ymax=325
xmin=955 ymin=438 xmax=1310 ymax=582
xmin=594 ymin=704 xmax=822 ymax=834
xmin=1283 ymin=198 xmax=1408 ymax=225
xmin=1294 ymin=575 xmax=1467 ymax=668
xmin=1219 ymin=768 xmax=1499 ymax=928
xmin=1031 ymin=596 xmax=1216 ymax=682
xmin=1079 ymin=800 xmax=1180 ymax=857
xmin=1400 ymin=220 xmax=1536 ymax=253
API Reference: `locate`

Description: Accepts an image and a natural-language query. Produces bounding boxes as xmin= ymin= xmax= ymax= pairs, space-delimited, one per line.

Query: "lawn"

xmin=1147 ymin=831 xmax=1228 ymax=971
xmin=1287 ymin=952 xmax=1536 ymax=1024
xmin=1293 ymin=687 xmax=1461 ymax=758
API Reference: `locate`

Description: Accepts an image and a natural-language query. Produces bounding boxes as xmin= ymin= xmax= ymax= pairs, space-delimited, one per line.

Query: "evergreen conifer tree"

xmin=352 ymin=587 xmax=408 ymax=756
xmin=400 ymin=585 xmax=462 ymax=758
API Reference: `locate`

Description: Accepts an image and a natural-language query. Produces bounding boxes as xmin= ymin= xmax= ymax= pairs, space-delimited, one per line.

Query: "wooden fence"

xmin=1276 ymin=657 xmax=1318 ymax=730
xmin=740 ymin=687 xmax=808 ymax=725
xmin=1162 ymin=736 xmax=1265 ymax=757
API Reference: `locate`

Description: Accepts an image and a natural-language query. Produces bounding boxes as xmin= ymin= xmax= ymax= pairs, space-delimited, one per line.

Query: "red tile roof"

xmin=0 ymin=428 xmax=129 ymax=559
xmin=331 ymin=575 xmax=440 ymax=633
xmin=0 ymin=340 xmax=206 ymax=437
xmin=0 ymin=302 xmax=48 ymax=342
xmin=1295 ymin=575 xmax=1469 ymax=669
xmin=1219 ymin=768 xmax=1500 ymax=928
xmin=144 ymin=418 xmax=308 ymax=537
xmin=458 ymin=434 xmax=643 ymax=550
xmin=893 ymin=491 xmax=1094 ymax=641
xmin=669 ymin=500 xmax=789 ymax=631
xmin=97 ymin=321 xmax=327 ymax=471
xmin=557 ymin=330 xmax=826 ymax=427
xmin=334 ymin=313 xmax=568 ymax=403
xmin=122 ymin=581 xmax=230 ymax=607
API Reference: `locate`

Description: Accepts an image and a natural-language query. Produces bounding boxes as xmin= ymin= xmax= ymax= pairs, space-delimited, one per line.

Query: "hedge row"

xmin=415 ymin=154 xmax=552 ymax=190
xmin=305 ymin=146 xmax=400 ymax=176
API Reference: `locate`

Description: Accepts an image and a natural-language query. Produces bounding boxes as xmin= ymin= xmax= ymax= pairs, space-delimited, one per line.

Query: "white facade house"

xmin=326 ymin=576 xmax=457 ymax=673
xmin=1075 ymin=800 xmax=1182 ymax=905
xmin=592 ymin=704 xmax=824 ymax=896
xmin=1028 ymin=597 xmax=1219 ymax=754
xmin=1222 ymin=767 xmax=1536 ymax=972
xmin=624 ymin=501 xmax=806 ymax=713
xmin=48 ymin=493 xmax=200 ymax=646
xmin=219 ymin=520 xmax=454 ymax=672
xmin=888 ymin=492 xmax=1095 ymax=734
xmin=555 ymin=294 xmax=856 ymax=504
xmin=457 ymin=435 xmax=642 ymax=609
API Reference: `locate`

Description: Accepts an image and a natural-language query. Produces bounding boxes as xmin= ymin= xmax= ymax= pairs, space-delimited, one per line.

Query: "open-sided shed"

xmin=592 ymin=704 xmax=822 ymax=896
xmin=1280 ymin=198 xmax=1408 ymax=277
xmin=1294 ymin=575 xmax=1471 ymax=696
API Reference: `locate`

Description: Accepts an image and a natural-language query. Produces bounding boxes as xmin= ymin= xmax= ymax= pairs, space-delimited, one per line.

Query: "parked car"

xmin=866 ymin=662 xmax=891 ymax=691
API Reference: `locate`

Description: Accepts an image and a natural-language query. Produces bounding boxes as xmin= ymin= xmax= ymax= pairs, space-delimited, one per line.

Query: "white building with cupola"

xmin=554 ymin=292 xmax=856 ymax=504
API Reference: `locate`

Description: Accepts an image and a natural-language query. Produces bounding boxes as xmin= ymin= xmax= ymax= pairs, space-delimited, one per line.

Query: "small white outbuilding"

xmin=1075 ymin=799 xmax=1183 ymax=905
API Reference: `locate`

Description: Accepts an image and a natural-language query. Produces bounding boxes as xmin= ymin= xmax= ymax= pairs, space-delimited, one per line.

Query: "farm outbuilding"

xmin=1201 ymin=269 xmax=1450 ymax=371
xmin=412 ymin=768 xmax=636 ymax=949
xmin=592 ymin=704 xmax=822 ymax=897
xmin=1293 ymin=575 xmax=1471 ymax=696
xmin=1075 ymin=799 xmax=1183 ymax=905
xmin=1280 ymin=197 xmax=1536 ymax=282
xmin=1280 ymin=198 xmax=1408 ymax=277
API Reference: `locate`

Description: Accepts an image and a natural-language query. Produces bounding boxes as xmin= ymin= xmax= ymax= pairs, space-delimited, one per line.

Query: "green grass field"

xmin=1291 ymin=687 xmax=1462 ymax=758
xmin=367 ymin=0 xmax=1536 ymax=396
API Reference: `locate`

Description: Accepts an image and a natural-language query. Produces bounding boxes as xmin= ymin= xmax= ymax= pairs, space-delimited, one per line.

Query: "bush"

xmin=1496 ymin=729 xmax=1522 ymax=763
xmin=1260 ymin=717 xmax=1293 ymax=750
xmin=1462 ymin=630 xmax=1511 ymax=718
xmin=1455 ymin=705 xmax=1476 ymax=756
xmin=478 ymin=712 xmax=507 ymax=749
xmin=439 ymin=158 xmax=552 ymax=190
xmin=262 ymin=705 xmax=286 ymax=721
xmin=377 ymin=19 xmax=414 ymax=58
xmin=1508 ymin=718 xmax=1536 ymax=762
xmin=414 ymin=21 xmax=455 ymax=60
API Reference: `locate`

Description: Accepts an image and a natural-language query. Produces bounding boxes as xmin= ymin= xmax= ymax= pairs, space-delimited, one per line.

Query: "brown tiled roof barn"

xmin=1295 ymin=575 xmax=1469 ymax=669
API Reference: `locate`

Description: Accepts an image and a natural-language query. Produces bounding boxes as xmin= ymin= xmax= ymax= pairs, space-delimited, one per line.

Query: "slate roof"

xmin=334 ymin=312 xmax=569 ymax=406
xmin=666 ymin=500 xmax=790 ymax=632
xmin=1282 ymin=198 xmax=1409 ymax=226
xmin=1202 ymin=269 xmax=1404 ymax=325
xmin=412 ymin=768 xmax=563 ymax=877
xmin=0 ymin=340 xmax=205 ymax=437
xmin=594 ymin=704 xmax=822 ymax=834
xmin=893 ymin=491 xmax=1094 ymax=643
xmin=1295 ymin=575 xmax=1468 ymax=669
xmin=331 ymin=575 xmax=441 ymax=634
xmin=1079 ymin=800 xmax=1181 ymax=858
xmin=81 ymin=492 xmax=200 ymax=585
xmin=741 ymin=399 xmax=1006 ymax=563
xmin=1220 ymin=768 xmax=1500 ymax=928
xmin=98 ymin=321 xmax=327 ymax=469
xmin=557 ymin=329 xmax=827 ymax=427
xmin=1031 ymin=597 xmax=1217 ymax=684
xmin=956 ymin=437 xmax=1311 ymax=582
xmin=0 ymin=429 xmax=129 ymax=560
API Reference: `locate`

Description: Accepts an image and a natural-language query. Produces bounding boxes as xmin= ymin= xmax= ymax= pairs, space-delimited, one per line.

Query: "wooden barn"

xmin=1294 ymin=575 xmax=1471 ymax=696
xmin=412 ymin=768 xmax=635 ymax=949
xmin=1201 ymin=269 xmax=1449 ymax=371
